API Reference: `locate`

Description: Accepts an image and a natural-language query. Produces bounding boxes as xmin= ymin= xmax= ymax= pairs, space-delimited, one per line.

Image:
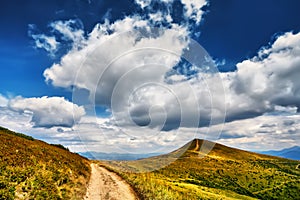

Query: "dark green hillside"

xmin=0 ymin=127 xmax=91 ymax=200
xmin=101 ymin=139 xmax=300 ymax=200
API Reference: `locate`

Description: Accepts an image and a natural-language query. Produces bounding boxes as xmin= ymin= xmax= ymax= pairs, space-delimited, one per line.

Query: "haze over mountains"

xmin=79 ymin=144 xmax=300 ymax=161
xmin=79 ymin=151 xmax=161 ymax=161
xmin=260 ymin=146 xmax=300 ymax=161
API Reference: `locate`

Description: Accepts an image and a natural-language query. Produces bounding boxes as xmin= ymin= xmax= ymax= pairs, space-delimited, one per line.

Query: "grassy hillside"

xmin=101 ymin=139 xmax=300 ymax=200
xmin=0 ymin=127 xmax=91 ymax=200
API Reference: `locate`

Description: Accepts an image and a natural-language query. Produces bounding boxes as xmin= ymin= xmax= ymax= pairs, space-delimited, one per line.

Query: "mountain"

xmin=101 ymin=139 xmax=300 ymax=200
xmin=0 ymin=126 xmax=91 ymax=200
xmin=260 ymin=146 xmax=300 ymax=160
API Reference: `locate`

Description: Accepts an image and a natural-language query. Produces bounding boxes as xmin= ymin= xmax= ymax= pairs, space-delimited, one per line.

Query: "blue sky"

xmin=0 ymin=0 xmax=300 ymax=155
xmin=1 ymin=0 xmax=300 ymax=96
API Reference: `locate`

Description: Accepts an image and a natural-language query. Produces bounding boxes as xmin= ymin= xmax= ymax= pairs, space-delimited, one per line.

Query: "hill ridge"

xmin=0 ymin=126 xmax=91 ymax=199
xmin=101 ymin=138 xmax=300 ymax=200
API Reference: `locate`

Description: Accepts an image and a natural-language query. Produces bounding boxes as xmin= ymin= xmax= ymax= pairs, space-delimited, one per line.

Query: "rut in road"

xmin=84 ymin=163 xmax=138 ymax=200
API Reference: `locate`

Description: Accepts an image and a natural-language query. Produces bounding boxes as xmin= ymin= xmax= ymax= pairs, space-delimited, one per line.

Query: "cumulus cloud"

xmin=9 ymin=96 xmax=85 ymax=128
xmin=213 ymin=113 xmax=300 ymax=151
xmin=0 ymin=94 xmax=8 ymax=107
xmin=39 ymin=2 xmax=300 ymax=135
xmin=39 ymin=0 xmax=226 ymax=134
xmin=0 ymin=106 xmax=86 ymax=152
xmin=24 ymin=0 xmax=300 ymax=154
xmin=231 ymin=31 xmax=300 ymax=115
xmin=1 ymin=102 xmax=299 ymax=154
xmin=42 ymin=13 xmax=228 ymax=132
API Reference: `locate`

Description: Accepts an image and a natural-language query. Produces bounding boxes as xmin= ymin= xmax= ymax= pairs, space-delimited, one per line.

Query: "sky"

xmin=0 ymin=0 xmax=300 ymax=156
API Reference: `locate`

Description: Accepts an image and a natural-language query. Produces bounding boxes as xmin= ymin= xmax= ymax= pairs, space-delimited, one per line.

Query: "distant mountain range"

xmin=259 ymin=146 xmax=300 ymax=160
xmin=80 ymin=146 xmax=300 ymax=161
xmin=79 ymin=151 xmax=161 ymax=160
xmin=80 ymin=145 xmax=300 ymax=161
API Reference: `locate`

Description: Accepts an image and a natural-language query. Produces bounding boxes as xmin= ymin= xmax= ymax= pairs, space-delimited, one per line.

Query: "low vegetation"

xmin=0 ymin=127 xmax=91 ymax=200
xmin=101 ymin=139 xmax=300 ymax=200
xmin=2 ymin=125 xmax=299 ymax=200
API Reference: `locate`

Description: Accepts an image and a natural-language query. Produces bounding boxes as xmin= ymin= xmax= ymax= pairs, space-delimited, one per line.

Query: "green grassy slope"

xmin=101 ymin=139 xmax=300 ymax=200
xmin=0 ymin=127 xmax=91 ymax=200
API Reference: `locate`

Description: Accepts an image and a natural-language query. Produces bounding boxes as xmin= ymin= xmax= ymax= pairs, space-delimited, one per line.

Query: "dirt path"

xmin=194 ymin=139 xmax=199 ymax=151
xmin=84 ymin=163 xmax=138 ymax=200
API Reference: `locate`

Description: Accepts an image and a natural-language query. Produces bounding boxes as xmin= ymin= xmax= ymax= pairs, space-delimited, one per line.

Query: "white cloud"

xmin=212 ymin=113 xmax=300 ymax=151
xmin=232 ymin=32 xmax=300 ymax=114
xmin=0 ymin=106 xmax=86 ymax=153
xmin=134 ymin=0 xmax=207 ymax=25
xmin=149 ymin=11 xmax=172 ymax=23
xmin=135 ymin=0 xmax=174 ymax=9
xmin=41 ymin=15 xmax=300 ymax=133
xmin=40 ymin=28 xmax=300 ymax=156
xmin=0 ymin=106 xmax=195 ymax=154
xmin=44 ymin=20 xmax=182 ymax=94
xmin=181 ymin=0 xmax=208 ymax=24
xmin=9 ymin=96 xmax=85 ymax=128
xmin=50 ymin=19 xmax=85 ymax=48
xmin=22 ymin=1 xmax=300 ymax=154
xmin=1 ymin=103 xmax=299 ymax=154
xmin=61 ymin=115 xmax=198 ymax=154
xmin=31 ymin=34 xmax=59 ymax=56
xmin=0 ymin=107 xmax=32 ymax=132
xmin=42 ymin=15 xmax=229 ymax=132
xmin=135 ymin=0 xmax=152 ymax=9
xmin=29 ymin=19 xmax=84 ymax=56
xmin=0 ymin=94 xmax=8 ymax=107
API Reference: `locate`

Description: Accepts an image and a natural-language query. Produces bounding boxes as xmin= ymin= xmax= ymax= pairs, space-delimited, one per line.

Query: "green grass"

xmin=0 ymin=127 xmax=91 ymax=200
xmin=100 ymin=139 xmax=300 ymax=200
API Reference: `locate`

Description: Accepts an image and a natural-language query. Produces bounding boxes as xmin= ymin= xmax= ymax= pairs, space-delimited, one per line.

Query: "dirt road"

xmin=194 ymin=139 xmax=199 ymax=151
xmin=84 ymin=163 xmax=138 ymax=200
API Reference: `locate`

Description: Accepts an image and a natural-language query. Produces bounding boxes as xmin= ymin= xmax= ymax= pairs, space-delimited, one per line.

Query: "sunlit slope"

xmin=102 ymin=139 xmax=300 ymax=200
xmin=0 ymin=127 xmax=91 ymax=200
